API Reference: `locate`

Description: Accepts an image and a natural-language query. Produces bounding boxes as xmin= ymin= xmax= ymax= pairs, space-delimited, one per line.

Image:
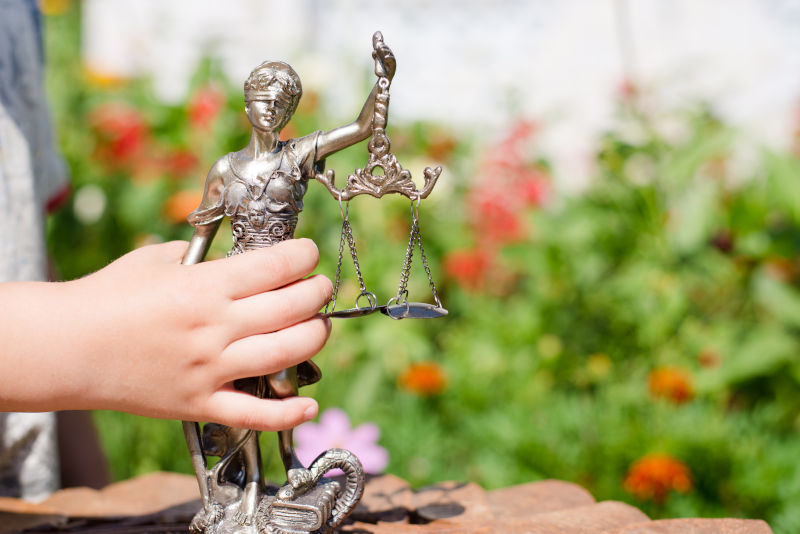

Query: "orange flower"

xmin=279 ymin=123 xmax=299 ymax=142
xmin=164 ymin=190 xmax=203 ymax=224
xmin=624 ymin=454 xmax=692 ymax=504
xmin=426 ymin=131 xmax=458 ymax=162
xmin=40 ymin=0 xmax=72 ymax=16
xmin=648 ymin=367 xmax=693 ymax=404
xmin=764 ymin=257 xmax=797 ymax=283
xmin=84 ymin=66 xmax=128 ymax=89
xmin=399 ymin=362 xmax=447 ymax=397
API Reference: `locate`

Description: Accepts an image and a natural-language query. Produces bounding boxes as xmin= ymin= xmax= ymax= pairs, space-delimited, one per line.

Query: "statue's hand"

xmin=372 ymin=31 xmax=396 ymax=81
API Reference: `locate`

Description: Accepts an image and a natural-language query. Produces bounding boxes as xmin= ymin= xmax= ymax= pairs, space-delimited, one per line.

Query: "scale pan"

xmin=381 ymin=302 xmax=449 ymax=319
xmin=323 ymin=306 xmax=382 ymax=319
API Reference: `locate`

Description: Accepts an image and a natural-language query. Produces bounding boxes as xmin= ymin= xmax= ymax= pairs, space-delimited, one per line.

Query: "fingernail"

xmin=304 ymin=403 xmax=318 ymax=420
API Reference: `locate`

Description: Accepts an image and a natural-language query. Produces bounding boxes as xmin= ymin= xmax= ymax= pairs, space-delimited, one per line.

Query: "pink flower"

xmin=294 ymin=408 xmax=388 ymax=477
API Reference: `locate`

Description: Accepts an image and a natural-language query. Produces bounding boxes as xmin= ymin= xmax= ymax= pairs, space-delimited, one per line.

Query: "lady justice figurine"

xmin=179 ymin=33 xmax=442 ymax=534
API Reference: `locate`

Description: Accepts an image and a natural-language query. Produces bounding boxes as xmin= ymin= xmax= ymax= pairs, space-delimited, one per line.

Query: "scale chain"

xmin=325 ymin=217 xmax=349 ymax=313
xmin=415 ymin=226 xmax=442 ymax=308
xmin=395 ymin=219 xmax=416 ymax=302
xmin=394 ymin=204 xmax=442 ymax=308
xmin=344 ymin=218 xmax=369 ymax=295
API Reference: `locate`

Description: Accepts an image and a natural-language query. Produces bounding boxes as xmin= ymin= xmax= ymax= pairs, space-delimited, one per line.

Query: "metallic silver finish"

xmin=323 ymin=198 xmax=378 ymax=318
xmin=179 ymin=32 xmax=444 ymax=533
xmin=315 ymin=32 xmax=442 ymax=201
xmin=390 ymin=198 xmax=444 ymax=314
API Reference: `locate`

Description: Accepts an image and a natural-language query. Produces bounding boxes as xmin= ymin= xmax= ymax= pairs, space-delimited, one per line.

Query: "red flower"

xmin=162 ymin=149 xmax=199 ymax=178
xmin=90 ymin=102 xmax=149 ymax=170
xmin=619 ymin=78 xmax=638 ymax=102
xmin=508 ymin=119 xmax=537 ymax=141
xmin=444 ymin=249 xmax=492 ymax=291
xmin=648 ymin=367 xmax=694 ymax=404
xmin=399 ymin=362 xmax=447 ymax=397
xmin=188 ymin=84 xmax=225 ymax=129
xmin=471 ymin=191 xmax=526 ymax=244
xmin=624 ymin=454 xmax=692 ymax=504
xmin=483 ymin=125 xmax=535 ymax=172
xmin=517 ymin=168 xmax=549 ymax=208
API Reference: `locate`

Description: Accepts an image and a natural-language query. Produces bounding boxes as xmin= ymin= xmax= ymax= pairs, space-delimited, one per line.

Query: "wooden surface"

xmin=0 ymin=472 xmax=773 ymax=533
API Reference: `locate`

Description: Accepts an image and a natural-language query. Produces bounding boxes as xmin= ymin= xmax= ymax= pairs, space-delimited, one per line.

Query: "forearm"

xmin=0 ymin=280 xmax=92 ymax=412
xmin=315 ymin=83 xmax=380 ymax=160
xmin=183 ymin=223 xmax=220 ymax=265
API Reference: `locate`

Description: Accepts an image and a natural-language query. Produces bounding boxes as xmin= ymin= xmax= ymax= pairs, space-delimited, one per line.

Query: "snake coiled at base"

xmin=259 ymin=448 xmax=365 ymax=533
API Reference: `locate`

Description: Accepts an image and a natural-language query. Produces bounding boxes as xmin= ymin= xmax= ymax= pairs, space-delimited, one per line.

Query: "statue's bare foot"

xmin=233 ymin=481 xmax=259 ymax=525
xmin=190 ymin=502 xmax=224 ymax=533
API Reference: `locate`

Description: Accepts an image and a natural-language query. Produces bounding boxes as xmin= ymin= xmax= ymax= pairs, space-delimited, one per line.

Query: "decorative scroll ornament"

xmin=315 ymin=32 xmax=442 ymax=201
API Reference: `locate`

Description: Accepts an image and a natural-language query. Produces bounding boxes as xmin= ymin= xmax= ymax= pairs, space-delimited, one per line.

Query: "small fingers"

xmin=226 ymin=274 xmax=332 ymax=339
xmin=204 ymin=389 xmax=318 ymax=431
xmin=218 ymin=317 xmax=331 ymax=382
xmin=194 ymin=239 xmax=321 ymax=300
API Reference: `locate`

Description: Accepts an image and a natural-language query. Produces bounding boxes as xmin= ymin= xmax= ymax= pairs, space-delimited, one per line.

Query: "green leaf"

xmin=753 ymin=270 xmax=800 ymax=329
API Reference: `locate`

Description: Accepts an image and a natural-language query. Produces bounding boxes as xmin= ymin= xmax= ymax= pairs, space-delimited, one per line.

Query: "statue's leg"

xmin=268 ymin=366 xmax=303 ymax=474
xmin=182 ymin=421 xmax=210 ymax=506
xmin=234 ymin=431 xmax=262 ymax=525
xmin=183 ymin=421 xmax=225 ymax=531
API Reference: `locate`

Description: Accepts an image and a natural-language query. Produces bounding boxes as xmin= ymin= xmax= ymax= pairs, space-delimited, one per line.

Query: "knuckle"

xmin=295 ymin=238 xmax=320 ymax=267
xmin=302 ymin=275 xmax=332 ymax=307
xmin=315 ymin=275 xmax=334 ymax=301
xmin=275 ymin=405 xmax=301 ymax=431
xmin=266 ymin=248 xmax=294 ymax=279
xmin=236 ymin=411 xmax=262 ymax=430
xmin=305 ymin=318 xmax=331 ymax=350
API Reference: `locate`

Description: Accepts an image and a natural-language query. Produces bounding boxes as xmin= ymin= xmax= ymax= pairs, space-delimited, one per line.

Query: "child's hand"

xmin=0 ymin=238 xmax=331 ymax=431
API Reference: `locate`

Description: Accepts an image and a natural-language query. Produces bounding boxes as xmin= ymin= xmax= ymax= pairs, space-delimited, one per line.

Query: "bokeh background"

xmin=40 ymin=1 xmax=800 ymax=532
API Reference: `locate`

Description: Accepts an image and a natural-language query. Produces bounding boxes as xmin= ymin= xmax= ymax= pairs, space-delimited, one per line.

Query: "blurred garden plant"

xmin=43 ymin=6 xmax=800 ymax=534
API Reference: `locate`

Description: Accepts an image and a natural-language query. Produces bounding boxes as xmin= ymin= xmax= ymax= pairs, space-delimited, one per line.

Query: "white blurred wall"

xmin=83 ymin=0 xmax=800 ymax=189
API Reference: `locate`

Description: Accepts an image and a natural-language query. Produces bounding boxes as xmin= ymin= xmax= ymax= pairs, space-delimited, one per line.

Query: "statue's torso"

xmin=225 ymin=147 xmax=307 ymax=255
xmin=187 ymin=131 xmax=321 ymax=254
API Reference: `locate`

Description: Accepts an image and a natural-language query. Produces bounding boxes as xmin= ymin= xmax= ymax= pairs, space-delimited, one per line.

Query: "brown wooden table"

xmin=0 ymin=472 xmax=773 ymax=533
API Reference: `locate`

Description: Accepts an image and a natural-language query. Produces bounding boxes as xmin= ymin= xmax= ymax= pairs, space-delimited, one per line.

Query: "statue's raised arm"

xmin=314 ymin=32 xmax=442 ymax=201
xmin=314 ymin=32 xmax=396 ymax=161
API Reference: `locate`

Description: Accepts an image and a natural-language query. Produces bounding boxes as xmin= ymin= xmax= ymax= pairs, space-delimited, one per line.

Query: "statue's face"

xmin=246 ymin=89 xmax=292 ymax=132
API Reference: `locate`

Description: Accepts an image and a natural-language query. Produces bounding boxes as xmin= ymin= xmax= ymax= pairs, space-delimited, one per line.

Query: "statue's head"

xmin=243 ymin=61 xmax=302 ymax=132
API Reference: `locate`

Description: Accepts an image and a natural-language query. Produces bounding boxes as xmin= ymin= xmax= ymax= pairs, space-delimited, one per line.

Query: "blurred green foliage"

xmin=43 ymin=5 xmax=800 ymax=533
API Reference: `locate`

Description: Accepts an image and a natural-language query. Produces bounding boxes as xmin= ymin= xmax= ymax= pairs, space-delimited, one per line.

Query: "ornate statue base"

xmin=190 ymin=448 xmax=365 ymax=534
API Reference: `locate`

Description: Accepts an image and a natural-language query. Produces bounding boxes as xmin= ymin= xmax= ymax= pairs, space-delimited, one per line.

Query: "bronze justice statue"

xmin=180 ymin=33 xmax=444 ymax=534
